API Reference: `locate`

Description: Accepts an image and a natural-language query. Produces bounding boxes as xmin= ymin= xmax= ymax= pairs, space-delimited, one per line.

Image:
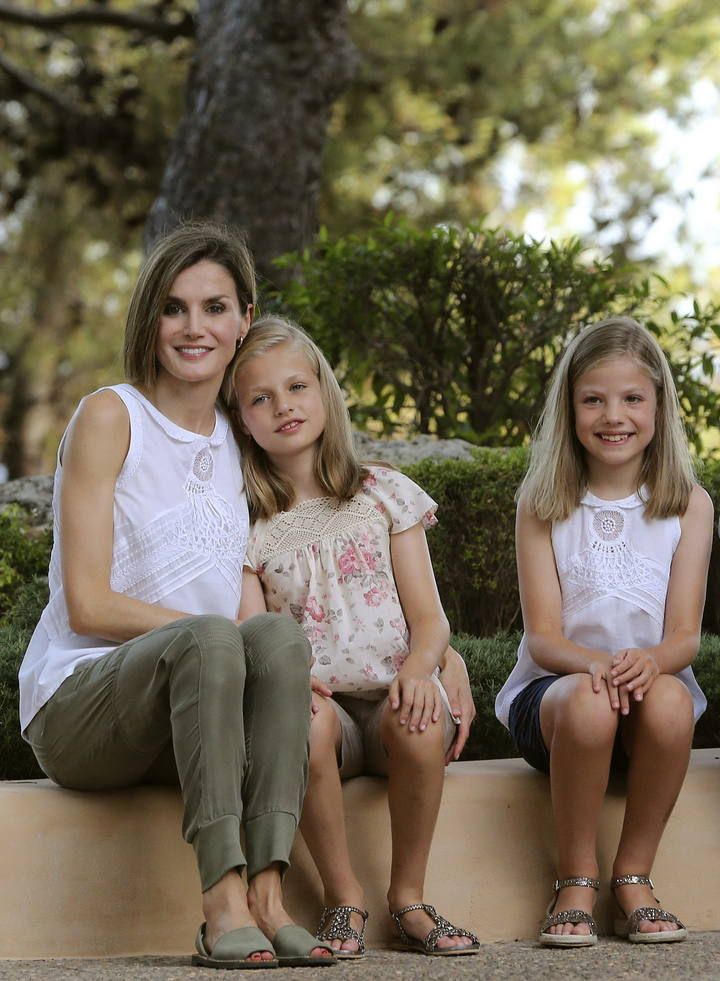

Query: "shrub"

xmin=0 ymin=506 xmax=51 ymax=619
xmin=273 ymin=220 xmax=720 ymax=450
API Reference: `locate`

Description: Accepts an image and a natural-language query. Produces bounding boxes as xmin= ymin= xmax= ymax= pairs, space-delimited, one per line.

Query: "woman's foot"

xmin=612 ymin=876 xmax=684 ymax=935
xmin=202 ymin=871 xmax=275 ymax=963
xmin=247 ymin=873 xmax=332 ymax=960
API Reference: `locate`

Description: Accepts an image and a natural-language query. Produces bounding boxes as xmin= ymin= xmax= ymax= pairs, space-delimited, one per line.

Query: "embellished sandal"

xmin=538 ymin=876 xmax=599 ymax=947
xmin=316 ymin=905 xmax=369 ymax=960
xmin=192 ymin=922 xmax=279 ymax=969
xmin=611 ymin=874 xmax=687 ymax=944
xmin=390 ymin=903 xmax=480 ymax=956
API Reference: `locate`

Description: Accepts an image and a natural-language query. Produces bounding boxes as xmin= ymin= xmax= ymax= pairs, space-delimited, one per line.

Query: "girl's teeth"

xmin=601 ymin=434 xmax=626 ymax=442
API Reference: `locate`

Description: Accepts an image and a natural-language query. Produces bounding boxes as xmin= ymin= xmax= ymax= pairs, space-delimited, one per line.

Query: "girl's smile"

xmin=573 ymin=356 xmax=657 ymax=490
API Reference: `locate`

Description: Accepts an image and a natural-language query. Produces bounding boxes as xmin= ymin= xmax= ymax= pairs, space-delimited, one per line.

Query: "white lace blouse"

xmin=495 ymin=489 xmax=706 ymax=727
xmin=19 ymin=384 xmax=249 ymax=731
xmin=245 ymin=467 xmax=438 ymax=696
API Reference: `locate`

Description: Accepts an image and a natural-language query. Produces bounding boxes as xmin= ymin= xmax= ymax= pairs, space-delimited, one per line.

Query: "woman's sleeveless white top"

xmin=19 ymin=384 xmax=249 ymax=731
xmin=495 ymin=489 xmax=706 ymax=727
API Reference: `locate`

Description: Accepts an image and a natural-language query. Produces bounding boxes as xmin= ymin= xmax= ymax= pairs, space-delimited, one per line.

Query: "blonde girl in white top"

xmin=495 ymin=317 xmax=713 ymax=948
xmin=234 ymin=316 xmax=479 ymax=958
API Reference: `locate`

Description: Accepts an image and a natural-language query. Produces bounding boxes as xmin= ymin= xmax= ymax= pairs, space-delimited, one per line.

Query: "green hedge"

xmin=404 ymin=451 xmax=527 ymax=636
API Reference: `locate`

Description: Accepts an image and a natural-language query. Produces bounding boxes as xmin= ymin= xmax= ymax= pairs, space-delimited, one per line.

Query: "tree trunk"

xmin=145 ymin=0 xmax=357 ymax=286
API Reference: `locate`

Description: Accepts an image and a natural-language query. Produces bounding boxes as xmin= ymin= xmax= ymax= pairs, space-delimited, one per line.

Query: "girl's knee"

xmin=308 ymin=698 xmax=341 ymax=764
xmin=550 ymin=675 xmax=618 ymax=745
xmin=381 ymin=710 xmax=446 ymax=761
xmin=637 ymin=676 xmax=694 ymax=736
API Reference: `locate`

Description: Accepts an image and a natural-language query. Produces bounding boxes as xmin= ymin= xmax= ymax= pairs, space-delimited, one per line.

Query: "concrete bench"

xmin=1 ymin=749 xmax=718 ymax=958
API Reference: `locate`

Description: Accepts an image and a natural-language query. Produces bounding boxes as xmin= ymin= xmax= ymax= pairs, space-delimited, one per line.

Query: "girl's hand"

xmin=310 ymin=675 xmax=333 ymax=719
xmin=611 ymin=648 xmax=659 ymax=701
xmin=439 ymin=647 xmax=476 ymax=763
xmin=588 ymin=656 xmax=631 ymax=715
xmin=389 ymin=662 xmax=442 ymax=733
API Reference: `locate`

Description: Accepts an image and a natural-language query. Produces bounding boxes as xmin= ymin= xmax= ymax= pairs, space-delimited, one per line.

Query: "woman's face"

xmin=155 ymin=260 xmax=252 ymax=388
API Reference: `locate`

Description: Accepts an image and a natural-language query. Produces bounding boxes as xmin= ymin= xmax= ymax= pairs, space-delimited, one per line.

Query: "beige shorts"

xmin=330 ymin=683 xmax=458 ymax=779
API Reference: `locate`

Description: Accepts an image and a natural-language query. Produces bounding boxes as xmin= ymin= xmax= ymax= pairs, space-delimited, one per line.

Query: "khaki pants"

xmin=25 ymin=613 xmax=312 ymax=890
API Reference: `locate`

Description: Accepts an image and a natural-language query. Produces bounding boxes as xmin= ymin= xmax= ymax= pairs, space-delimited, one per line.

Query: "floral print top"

xmin=245 ymin=467 xmax=438 ymax=695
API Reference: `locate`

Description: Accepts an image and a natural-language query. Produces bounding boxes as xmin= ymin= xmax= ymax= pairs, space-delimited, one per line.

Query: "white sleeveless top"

xmin=19 ymin=384 xmax=249 ymax=732
xmin=495 ymin=489 xmax=706 ymax=727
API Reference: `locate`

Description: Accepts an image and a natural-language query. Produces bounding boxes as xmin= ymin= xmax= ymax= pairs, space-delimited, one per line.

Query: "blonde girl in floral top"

xmin=233 ymin=316 xmax=479 ymax=958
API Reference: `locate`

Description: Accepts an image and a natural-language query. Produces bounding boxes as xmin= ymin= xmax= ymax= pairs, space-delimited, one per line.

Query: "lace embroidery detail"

xmin=593 ymin=508 xmax=624 ymax=541
xmin=111 ymin=446 xmax=247 ymax=603
xmin=192 ymin=446 xmax=214 ymax=482
xmin=259 ymin=496 xmax=384 ymax=564
xmin=560 ymin=509 xmax=667 ymax=625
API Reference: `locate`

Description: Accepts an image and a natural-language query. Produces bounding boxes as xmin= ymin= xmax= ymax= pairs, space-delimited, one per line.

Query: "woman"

xmin=18 ymin=222 xmax=335 ymax=969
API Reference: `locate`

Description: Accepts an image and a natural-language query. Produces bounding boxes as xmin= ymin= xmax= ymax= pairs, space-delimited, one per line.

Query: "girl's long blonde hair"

xmin=520 ymin=316 xmax=695 ymax=521
xmin=231 ymin=315 xmax=367 ymax=519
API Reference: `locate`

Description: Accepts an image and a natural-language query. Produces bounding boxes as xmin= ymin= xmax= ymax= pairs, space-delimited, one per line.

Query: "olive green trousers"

xmin=25 ymin=613 xmax=312 ymax=890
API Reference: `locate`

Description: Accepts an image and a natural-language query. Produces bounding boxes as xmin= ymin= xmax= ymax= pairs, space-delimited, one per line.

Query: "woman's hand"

xmin=588 ymin=655 xmax=631 ymax=715
xmin=310 ymin=675 xmax=333 ymax=719
xmin=611 ymin=648 xmax=659 ymax=701
xmin=439 ymin=646 xmax=476 ymax=763
xmin=388 ymin=659 xmax=442 ymax=733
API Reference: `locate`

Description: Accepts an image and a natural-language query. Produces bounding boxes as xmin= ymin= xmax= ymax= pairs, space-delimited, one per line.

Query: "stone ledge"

xmin=2 ymin=750 xmax=718 ymax=958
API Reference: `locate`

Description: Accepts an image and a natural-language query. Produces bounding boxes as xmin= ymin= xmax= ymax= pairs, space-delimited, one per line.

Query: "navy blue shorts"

xmin=508 ymin=675 xmax=628 ymax=775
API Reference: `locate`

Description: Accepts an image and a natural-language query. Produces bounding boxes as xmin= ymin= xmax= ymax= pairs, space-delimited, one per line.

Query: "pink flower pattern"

xmin=245 ymin=467 xmax=438 ymax=694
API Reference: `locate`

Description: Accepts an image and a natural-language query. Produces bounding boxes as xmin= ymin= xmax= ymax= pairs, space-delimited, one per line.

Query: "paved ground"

xmin=2 ymin=934 xmax=719 ymax=981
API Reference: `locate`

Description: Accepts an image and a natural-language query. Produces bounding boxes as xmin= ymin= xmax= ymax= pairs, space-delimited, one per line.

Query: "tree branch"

xmin=0 ymin=50 xmax=80 ymax=117
xmin=0 ymin=2 xmax=194 ymax=41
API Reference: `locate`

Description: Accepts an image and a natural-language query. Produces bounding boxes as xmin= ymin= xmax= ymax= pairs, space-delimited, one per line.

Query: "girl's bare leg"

xmin=298 ymin=696 xmax=365 ymax=953
xmin=613 ymin=675 xmax=694 ymax=934
xmin=540 ymin=674 xmax=618 ymax=936
xmin=381 ymin=704 xmax=474 ymax=950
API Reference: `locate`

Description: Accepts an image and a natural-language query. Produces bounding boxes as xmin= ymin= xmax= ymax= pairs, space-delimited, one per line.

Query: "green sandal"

xmin=271 ymin=924 xmax=337 ymax=967
xmin=192 ymin=923 xmax=278 ymax=969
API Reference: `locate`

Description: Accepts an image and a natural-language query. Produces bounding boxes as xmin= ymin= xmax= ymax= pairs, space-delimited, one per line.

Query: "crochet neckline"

xmin=581 ymin=487 xmax=646 ymax=510
xmin=118 ymin=384 xmax=228 ymax=446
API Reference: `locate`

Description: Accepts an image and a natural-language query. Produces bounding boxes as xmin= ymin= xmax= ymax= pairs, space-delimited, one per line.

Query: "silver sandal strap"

xmin=316 ymin=905 xmax=368 ymax=955
xmin=625 ymin=906 xmax=684 ymax=932
xmin=553 ymin=876 xmax=600 ymax=892
xmin=391 ymin=903 xmax=479 ymax=952
xmin=542 ymin=909 xmax=598 ymax=934
xmin=611 ymin=874 xmax=654 ymax=889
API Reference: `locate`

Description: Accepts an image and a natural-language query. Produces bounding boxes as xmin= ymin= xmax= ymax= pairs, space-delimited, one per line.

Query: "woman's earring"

xmin=236 ymin=336 xmax=244 ymax=348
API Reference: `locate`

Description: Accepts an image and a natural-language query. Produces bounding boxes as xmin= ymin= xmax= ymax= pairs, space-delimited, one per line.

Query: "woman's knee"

xmin=170 ymin=615 xmax=246 ymax=691
xmin=545 ymin=674 xmax=618 ymax=747
xmin=243 ymin=613 xmax=312 ymax=683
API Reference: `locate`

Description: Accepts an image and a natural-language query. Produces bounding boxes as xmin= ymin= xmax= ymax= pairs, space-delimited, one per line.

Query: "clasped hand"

xmin=588 ymin=649 xmax=659 ymax=714
xmin=388 ymin=660 xmax=441 ymax=733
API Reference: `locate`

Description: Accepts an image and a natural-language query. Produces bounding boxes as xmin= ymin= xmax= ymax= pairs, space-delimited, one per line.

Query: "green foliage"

xmin=453 ymin=631 xmax=720 ymax=761
xmin=0 ymin=507 xmax=50 ymax=619
xmin=328 ymin=0 xmax=720 ymax=256
xmin=0 ymin=579 xmax=48 ymax=780
xmin=403 ymin=453 xmax=526 ymax=637
xmin=275 ymin=221 xmax=720 ymax=449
